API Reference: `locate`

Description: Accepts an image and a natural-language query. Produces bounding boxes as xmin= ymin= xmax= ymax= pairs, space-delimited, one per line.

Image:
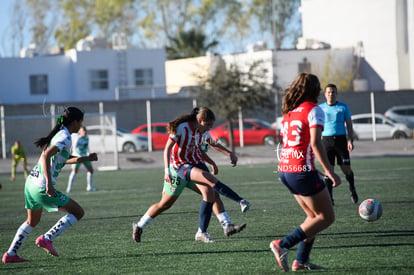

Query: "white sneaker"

xmin=240 ymin=199 xmax=250 ymax=213
xmin=195 ymin=231 xmax=214 ymax=243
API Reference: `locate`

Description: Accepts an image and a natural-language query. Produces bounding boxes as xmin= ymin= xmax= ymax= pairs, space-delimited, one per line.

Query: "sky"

xmin=0 ymin=0 xmax=17 ymax=57
xmin=0 ymin=0 xmax=300 ymax=57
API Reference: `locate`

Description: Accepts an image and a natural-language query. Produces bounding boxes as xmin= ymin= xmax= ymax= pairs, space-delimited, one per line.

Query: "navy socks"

xmin=199 ymin=200 xmax=213 ymax=232
xmin=213 ymin=181 xmax=242 ymax=203
xmin=295 ymin=238 xmax=315 ymax=264
xmin=280 ymin=226 xmax=307 ymax=249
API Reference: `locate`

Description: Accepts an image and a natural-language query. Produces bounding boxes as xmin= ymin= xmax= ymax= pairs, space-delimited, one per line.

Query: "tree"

xmin=195 ymin=59 xmax=274 ymax=151
xmin=136 ymin=0 xmax=301 ymax=53
xmin=166 ymin=29 xmax=218 ymax=60
xmin=54 ymin=0 xmax=136 ymax=50
xmin=247 ymin=0 xmax=302 ymax=49
xmin=8 ymin=0 xmax=300 ymax=55
xmin=1 ymin=0 xmax=27 ymax=57
xmin=25 ymin=0 xmax=59 ymax=54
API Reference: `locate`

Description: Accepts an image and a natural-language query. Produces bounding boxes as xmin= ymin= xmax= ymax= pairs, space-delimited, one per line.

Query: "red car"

xmin=131 ymin=122 xmax=169 ymax=150
xmin=209 ymin=119 xmax=277 ymax=147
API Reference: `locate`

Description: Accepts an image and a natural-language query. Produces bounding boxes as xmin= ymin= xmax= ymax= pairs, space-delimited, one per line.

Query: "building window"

xmin=135 ymin=69 xmax=153 ymax=86
xmin=298 ymin=57 xmax=311 ymax=73
xmin=90 ymin=70 xmax=109 ymax=90
xmin=29 ymin=74 xmax=48 ymax=95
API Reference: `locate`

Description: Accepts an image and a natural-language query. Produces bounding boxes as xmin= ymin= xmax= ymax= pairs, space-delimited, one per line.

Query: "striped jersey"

xmin=169 ymin=122 xmax=204 ymax=169
xmin=278 ymin=101 xmax=324 ymax=173
xmin=29 ymin=126 xmax=72 ymax=188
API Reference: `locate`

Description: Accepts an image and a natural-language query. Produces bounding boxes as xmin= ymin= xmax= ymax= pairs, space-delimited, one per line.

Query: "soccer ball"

xmin=359 ymin=199 xmax=383 ymax=222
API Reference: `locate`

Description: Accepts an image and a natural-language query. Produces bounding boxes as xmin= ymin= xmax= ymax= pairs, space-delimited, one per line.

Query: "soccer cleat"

xmin=36 ymin=235 xmax=59 ymax=256
xmin=270 ymin=239 xmax=289 ymax=272
xmin=11 ymin=177 xmax=15 ymax=181
xmin=350 ymin=189 xmax=359 ymax=204
xmin=132 ymin=222 xmax=143 ymax=243
xmin=2 ymin=253 xmax=29 ymax=263
xmin=86 ymin=186 xmax=97 ymax=192
xmin=225 ymin=223 xmax=247 ymax=237
xmin=195 ymin=231 xmax=214 ymax=243
xmin=292 ymin=259 xmax=325 ymax=271
xmin=240 ymin=199 xmax=250 ymax=213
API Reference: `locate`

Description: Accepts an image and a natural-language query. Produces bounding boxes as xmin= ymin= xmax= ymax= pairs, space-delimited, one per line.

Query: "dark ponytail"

xmin=167 ymin=107 xmax=215 ymax=134
xmin=34 ymin=107 xmax=84 ymax=150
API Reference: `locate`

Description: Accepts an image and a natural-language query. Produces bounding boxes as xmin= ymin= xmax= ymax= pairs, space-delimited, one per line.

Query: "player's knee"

xmin=27 ymin=219 xmax=40 ymax=227
xmin=75 ymin=207 xmax=85 ymax=220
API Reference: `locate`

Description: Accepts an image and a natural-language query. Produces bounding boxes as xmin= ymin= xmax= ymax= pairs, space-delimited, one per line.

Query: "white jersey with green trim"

xmin=72 ymin=134 xmax=89 ymax=157
xmin=29 ymin=127 xmax=72 ymax=188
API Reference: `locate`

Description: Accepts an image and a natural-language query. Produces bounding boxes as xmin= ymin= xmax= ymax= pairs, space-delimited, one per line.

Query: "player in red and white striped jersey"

xmin=164 ymin=107 xmax=250 ymax=242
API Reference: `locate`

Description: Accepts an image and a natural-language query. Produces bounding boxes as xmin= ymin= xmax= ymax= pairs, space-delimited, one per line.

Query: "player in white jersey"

xmin=2 ymin=107 xmax=98 ymax=263
xmin=66 ymin=126 xmax=97 ymax=192
xmin=269 ymin=74 xmax=341 ymax=271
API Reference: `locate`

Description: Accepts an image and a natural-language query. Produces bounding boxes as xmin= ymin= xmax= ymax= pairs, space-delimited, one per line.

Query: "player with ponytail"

xmin=2 ymin=107 xmax=98 ymax=263
xmin=133 ymin=107 xmax=250 ymax=243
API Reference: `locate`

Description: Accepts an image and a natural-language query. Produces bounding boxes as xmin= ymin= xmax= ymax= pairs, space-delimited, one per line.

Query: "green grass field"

xmin=1 ymin=157 xmax=414 ymax=274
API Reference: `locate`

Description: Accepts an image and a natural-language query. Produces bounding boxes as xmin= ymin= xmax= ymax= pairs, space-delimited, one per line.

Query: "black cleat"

xmin=225 ymin=223 xmax=247 ymax=237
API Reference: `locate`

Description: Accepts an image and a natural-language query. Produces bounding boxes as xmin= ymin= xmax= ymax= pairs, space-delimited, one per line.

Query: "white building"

xmin=300 ymin=0 xmax=414 ymax=90
xmin=0 ymin=48 xmax=166 ymax=104
xmin=166 ymin=47 xmax=356 ymax=95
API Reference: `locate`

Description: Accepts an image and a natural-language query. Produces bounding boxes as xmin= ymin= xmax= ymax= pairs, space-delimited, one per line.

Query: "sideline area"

xmin=0 ymin=139 xmax=413 ymax=175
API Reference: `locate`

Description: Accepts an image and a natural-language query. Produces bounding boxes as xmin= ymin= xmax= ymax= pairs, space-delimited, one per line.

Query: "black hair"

xmin=34 ymin=107 xmax=84 ymax=150
xmin=167 ymin=107 xmax=215 ymax=134
xmin=325 ymin=83 xmax=337 ymax=92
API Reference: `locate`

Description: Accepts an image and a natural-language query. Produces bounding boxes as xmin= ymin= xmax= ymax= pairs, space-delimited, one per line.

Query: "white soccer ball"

xmin=359 ymin=199 xmax=383 ymax=222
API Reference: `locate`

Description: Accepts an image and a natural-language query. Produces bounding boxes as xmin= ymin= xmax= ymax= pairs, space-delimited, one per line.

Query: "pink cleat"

xmin=270 ymin=239 xmax=289 ymax=272
xmin=2 ymin=252 xmax=29 ymax=263
xmin=36 ymin=235 xmax=59 ymax=256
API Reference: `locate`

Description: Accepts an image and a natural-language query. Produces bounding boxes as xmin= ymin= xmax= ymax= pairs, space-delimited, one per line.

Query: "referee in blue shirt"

xmin=319 ymin=84 xmax=358 ymax=205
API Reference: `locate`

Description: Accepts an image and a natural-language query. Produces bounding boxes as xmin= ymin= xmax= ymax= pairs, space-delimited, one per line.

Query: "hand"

xmin=89 ymin=153 xmax=98 ymax=161
xmin=229 ymin=152 xmax=238 ymax=167
xmin=347 ymin=141 xmax=354 ymax=152
xmin=164 ymin=168 xmax=171 ymax=183
xmin=326 ymin=171 xmax=341 ymax=187
xmin=210 ymin=163 xmax=218 ymax=175
xmin=46 ymin=186 xmax=56 ymax=197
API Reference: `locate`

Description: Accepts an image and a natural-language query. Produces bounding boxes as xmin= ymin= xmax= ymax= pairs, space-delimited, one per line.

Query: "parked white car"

xmin=85 ymin=125 xmax=148 ymax=153
xmin=351 ymin=113 xmax=412 ymax=140
xmin=384 ymin=105 xmax=414 ymax=129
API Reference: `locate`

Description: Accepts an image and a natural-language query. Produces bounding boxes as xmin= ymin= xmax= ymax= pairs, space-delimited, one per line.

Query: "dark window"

xmin=135 ymin=69 xmax=153 ymax=86
xmin=153 ymin=126 xmax=167 ymax=133
xmin=353 ymin=117 xmax=371 ymax=124
xmin=90 ymin=70 xmax=109 ymax=90
xmin=298 ymin=57 xmax=311 ymax=73
xmin=30 ymin=74 xmax=48 ymax=95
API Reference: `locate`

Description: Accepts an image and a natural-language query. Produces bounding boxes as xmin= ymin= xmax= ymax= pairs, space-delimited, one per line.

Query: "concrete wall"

xmin=300 ymin=0 xmax=414 ymax=90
